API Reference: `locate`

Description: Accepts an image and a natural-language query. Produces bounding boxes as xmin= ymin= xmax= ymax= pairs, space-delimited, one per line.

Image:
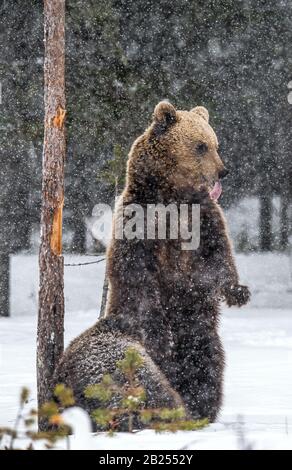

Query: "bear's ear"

xmin=191 ymin=106 xmax=209 ymax=123
xmin=153 ymin=101 xmax=177 ymax=127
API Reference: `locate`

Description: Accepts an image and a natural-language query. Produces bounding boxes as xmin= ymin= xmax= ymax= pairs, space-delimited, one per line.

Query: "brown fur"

xmin=54 ymin=102 xmax=250 ymax=427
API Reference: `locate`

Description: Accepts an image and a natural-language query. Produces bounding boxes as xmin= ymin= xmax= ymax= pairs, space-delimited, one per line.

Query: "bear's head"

xmin=126 ymin=101 xmax=228 ymax=202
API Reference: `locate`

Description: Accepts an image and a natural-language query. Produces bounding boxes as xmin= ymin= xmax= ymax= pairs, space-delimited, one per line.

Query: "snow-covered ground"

xmin=0 ymin=253 xmax=292 ymax=449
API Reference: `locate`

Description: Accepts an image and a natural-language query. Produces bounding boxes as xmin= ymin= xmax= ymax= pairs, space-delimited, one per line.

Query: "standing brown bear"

xmin=54 ymin=102 xmax=250 ymax=426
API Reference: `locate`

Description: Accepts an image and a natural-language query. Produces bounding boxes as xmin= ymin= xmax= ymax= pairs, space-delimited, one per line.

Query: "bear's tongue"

xmin=209 ymin=181 xmax=222 ymax=201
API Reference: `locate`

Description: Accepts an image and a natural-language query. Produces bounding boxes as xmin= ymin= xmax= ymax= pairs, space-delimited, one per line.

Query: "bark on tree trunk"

xmin=37 ymin=0 xmax=66 ymax=431
xmin=0 ymin=253 xmax=9 ymax=317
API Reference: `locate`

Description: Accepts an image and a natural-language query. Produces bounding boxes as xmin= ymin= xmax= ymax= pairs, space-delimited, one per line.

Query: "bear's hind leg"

xmin=170 ymin=322 xmax=224 ymax=422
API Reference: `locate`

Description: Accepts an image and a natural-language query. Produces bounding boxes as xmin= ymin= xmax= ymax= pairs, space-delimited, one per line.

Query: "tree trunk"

xmin=0 ymin=253 xmax=9 ymax=317
xmin=37 ymin=0 xmax=66 ymax=430
xmin=16 ymin=188 xmax=31 ymax=252
xmin=99 ymin=274 xmax=109 ymax=318
xmin=259 ymin=190 xmax=272 ymax=251
xmin=99 ymin=193 xmax=119 ymax=318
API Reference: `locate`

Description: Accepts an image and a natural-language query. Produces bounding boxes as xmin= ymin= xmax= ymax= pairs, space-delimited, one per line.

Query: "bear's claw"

xmin=223 ymin=284 xmax=251 ymax=307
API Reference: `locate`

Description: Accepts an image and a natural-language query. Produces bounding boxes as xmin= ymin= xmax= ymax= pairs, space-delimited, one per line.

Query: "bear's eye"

xmin=196 ymin=142 xmax=208 ymax=155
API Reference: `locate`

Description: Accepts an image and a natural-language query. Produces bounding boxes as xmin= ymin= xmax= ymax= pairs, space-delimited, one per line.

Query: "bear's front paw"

xmin=223 ymin=284 xmax=251 ymax=307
